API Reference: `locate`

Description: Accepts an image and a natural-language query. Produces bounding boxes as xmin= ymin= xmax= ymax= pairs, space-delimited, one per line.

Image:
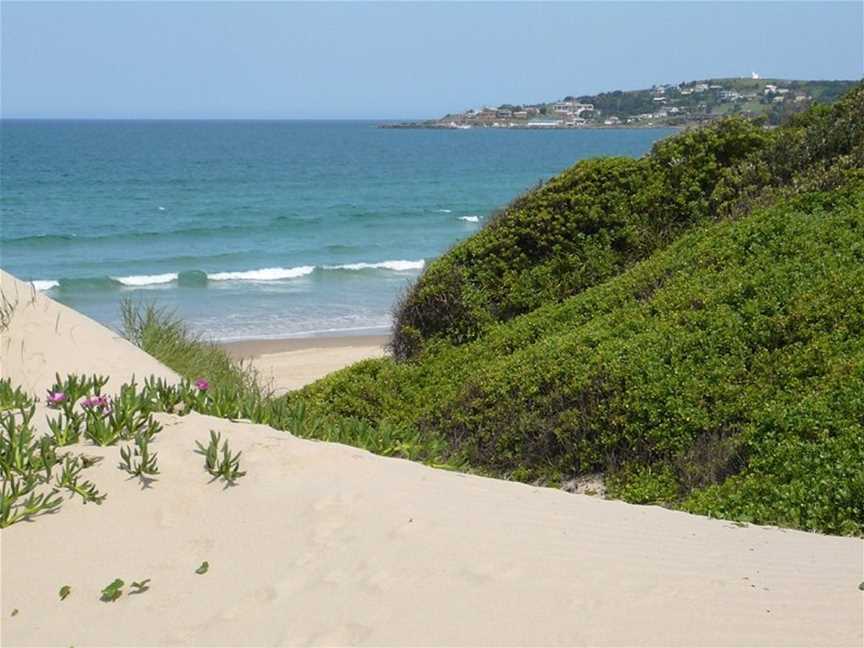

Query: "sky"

xmin=2 ymin=1 xmax=862 ymax=119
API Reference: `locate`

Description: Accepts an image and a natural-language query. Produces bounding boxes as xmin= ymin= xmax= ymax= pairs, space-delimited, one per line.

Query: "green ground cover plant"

xmin=56 ymin=455 xmax=106 ymax=504
xmin=0 ymin=406 xmax=63 ymax=527
xmin=195 ymin=431 xmax=245 ymax=484
xmin=0 ymin=379 xmax=34 ymax=412
xmin=0 ymin=374 xmax=167 ymax=525
xmin=119 ymin=432 xmax=159 ymax=478
xmin=100 ymin=579 xmax=124 ymax=602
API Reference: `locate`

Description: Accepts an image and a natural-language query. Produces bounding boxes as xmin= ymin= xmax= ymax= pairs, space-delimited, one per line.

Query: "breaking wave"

xmin=30 ymin=259 xmax=425 ymax=291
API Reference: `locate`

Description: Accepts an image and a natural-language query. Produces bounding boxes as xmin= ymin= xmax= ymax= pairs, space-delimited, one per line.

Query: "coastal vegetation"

xmin=122 ymin=85 xmax=863 ymax=536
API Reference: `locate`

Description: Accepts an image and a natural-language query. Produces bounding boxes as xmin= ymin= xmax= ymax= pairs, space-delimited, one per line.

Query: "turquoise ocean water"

xmin=1 ymin=121 xmax=672 ymax=340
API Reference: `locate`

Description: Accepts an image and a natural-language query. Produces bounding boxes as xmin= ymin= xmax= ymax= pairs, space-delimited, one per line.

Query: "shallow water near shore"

xmin=1 ymin=120 xmax=672 ymax=339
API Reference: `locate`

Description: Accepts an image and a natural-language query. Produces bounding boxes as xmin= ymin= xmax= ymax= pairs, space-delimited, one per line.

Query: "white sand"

xmin=244 ymin=345 xmax=385 ymax=395
xmin=1 ymin=270 xmax=862 ymax=646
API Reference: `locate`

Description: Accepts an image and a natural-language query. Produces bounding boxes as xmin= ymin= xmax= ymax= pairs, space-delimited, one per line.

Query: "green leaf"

xmin=195 ymin=561 xmax=209 ymax=575
xmin=59 ymin=585 xmax=71 ymax=600
xmin=100 ymin=578 xmax=124 ymax=602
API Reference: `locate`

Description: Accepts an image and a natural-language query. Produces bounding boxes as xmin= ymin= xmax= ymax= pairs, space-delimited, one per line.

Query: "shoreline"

xmin=220 ymin=334 xmax=390 ymax=393
xmin=220 ymin=333 xmax=390 ymax=360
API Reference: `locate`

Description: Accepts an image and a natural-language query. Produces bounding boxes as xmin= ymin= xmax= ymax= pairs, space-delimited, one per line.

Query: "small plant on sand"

xmin=0 ymin=472 xmax=62 ymax=527
xmin=0 ymin=379 xmax=34 ymax=412
xmin=59 ymin=585 xmax=71 ymax=601
xmin=110 ymin=381 xmax=161 ymax=435
xmin=81 ymin=395 xmax=121 ymax=446
xmin=195 ymin=431 xmax=245 ymax=484
xmin=195 ymin=561 xmax=209 ymax=575
xmin=55 ymin=456 xmax=106 ymax=504
xmin=1 ymin=406 xmax=40 ymax=474
xmin=0 ymin=406 xmax=64 ymax=526
xmin=80 ymin=392 xmax=162 ymax=447
xmin=100 ymin=579 xmax=124 ymax=602
xmin=47 ymin=411 xmax=84 ymax=447
xmin=130 ymin=579 xmax=151 ymax=594
xmin=49 ymin=374 xmax=109 ymax=412
xmin=119 ymin=432 xmax=159 ymax=477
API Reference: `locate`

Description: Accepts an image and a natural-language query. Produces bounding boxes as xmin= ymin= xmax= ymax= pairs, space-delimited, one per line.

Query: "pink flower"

xmin=82 ymin=394 xmax=111 ymax=413
xmin=194 ymin=378 xmax=209 ymax=392
xmin=47 ymin=391 xmax=66 ymax=407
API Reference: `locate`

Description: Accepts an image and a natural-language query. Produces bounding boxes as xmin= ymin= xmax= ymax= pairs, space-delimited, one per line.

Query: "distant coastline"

xmin=382 ymin=77 xmax=857 ymax=131
xmin=381 ymin=122 xmax=684 ymax=131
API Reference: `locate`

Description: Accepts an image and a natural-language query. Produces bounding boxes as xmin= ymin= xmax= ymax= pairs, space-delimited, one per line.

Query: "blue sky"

xmin=2 ymin=1 xmax=861 ymax=119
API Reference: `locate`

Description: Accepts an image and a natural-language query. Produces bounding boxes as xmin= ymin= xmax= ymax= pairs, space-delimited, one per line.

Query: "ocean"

xmin=1 ymin=121 xmax=673 ymax=340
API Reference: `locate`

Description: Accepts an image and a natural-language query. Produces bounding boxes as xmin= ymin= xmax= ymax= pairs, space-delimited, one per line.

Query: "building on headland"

xmin=553 ymin=100 xmax=594 ymax=116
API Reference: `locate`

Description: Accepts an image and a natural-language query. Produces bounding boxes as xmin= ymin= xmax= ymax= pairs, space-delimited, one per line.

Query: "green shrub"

xmin=392 ymin=85 xmax=864 ymax=358
xmin=392 ymin=119 xmax=769 ymax=357
xmin=292 ymin=183 xmax=864 ymax=535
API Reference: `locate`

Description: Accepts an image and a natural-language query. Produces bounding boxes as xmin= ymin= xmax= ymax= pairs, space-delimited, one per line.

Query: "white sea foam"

xmin=459 ymin=216 xmax=481 ymax=223
xmin=32 ymin=280 xmax=59 ymax=291
xmin=114 ymin=273 xmax=179 ymax=286
xmin=327 ymin=259 xmax=425 ymax=272
xmin=435 ymin=209 xmax=453 ymax=213
xmin=208 ymin=266 xmax=316 ymax=281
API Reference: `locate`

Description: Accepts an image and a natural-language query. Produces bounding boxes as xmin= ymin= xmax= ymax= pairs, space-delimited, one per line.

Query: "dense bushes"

xmin=287 ymin=87 xmax=864 ymax=535
xmin=392 ymin=85 xmax=864 ymax=358
xmin=391 ymin=119 xmax=767 ymax=358
xmin=294 ymin=180 xmax=864 ymax=535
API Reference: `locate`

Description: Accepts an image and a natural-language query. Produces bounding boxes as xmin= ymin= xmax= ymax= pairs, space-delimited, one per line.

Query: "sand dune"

xmin=1 ymin=271 xmax=862 ymax=646
xmin=0 ymin=271 xmax=178 ymax=394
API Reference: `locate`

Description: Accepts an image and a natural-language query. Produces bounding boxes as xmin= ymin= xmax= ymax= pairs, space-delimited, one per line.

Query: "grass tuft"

xmin=121 ymin=300 xmax=262 ymax=396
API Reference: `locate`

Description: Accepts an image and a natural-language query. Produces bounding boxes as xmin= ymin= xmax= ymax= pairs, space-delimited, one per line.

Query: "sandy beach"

xmin=222 ymin=336 xmax=388 ymax=395
xmin=1 ymin=270 xmax=863 ymax=647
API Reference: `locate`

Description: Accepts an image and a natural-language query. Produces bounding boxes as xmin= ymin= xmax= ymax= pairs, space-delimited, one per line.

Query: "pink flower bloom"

xmin=47 ymin=391 xmax=66 ymax=407
xmin=194 ymin=378 xmax=209 ymax=392
xmin=82 ymin=394 xmax=111 ymax=413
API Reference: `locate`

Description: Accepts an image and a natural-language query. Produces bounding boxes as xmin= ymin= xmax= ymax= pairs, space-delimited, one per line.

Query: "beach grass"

xmin=120 ymin=300 xmax=261 ymax=398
